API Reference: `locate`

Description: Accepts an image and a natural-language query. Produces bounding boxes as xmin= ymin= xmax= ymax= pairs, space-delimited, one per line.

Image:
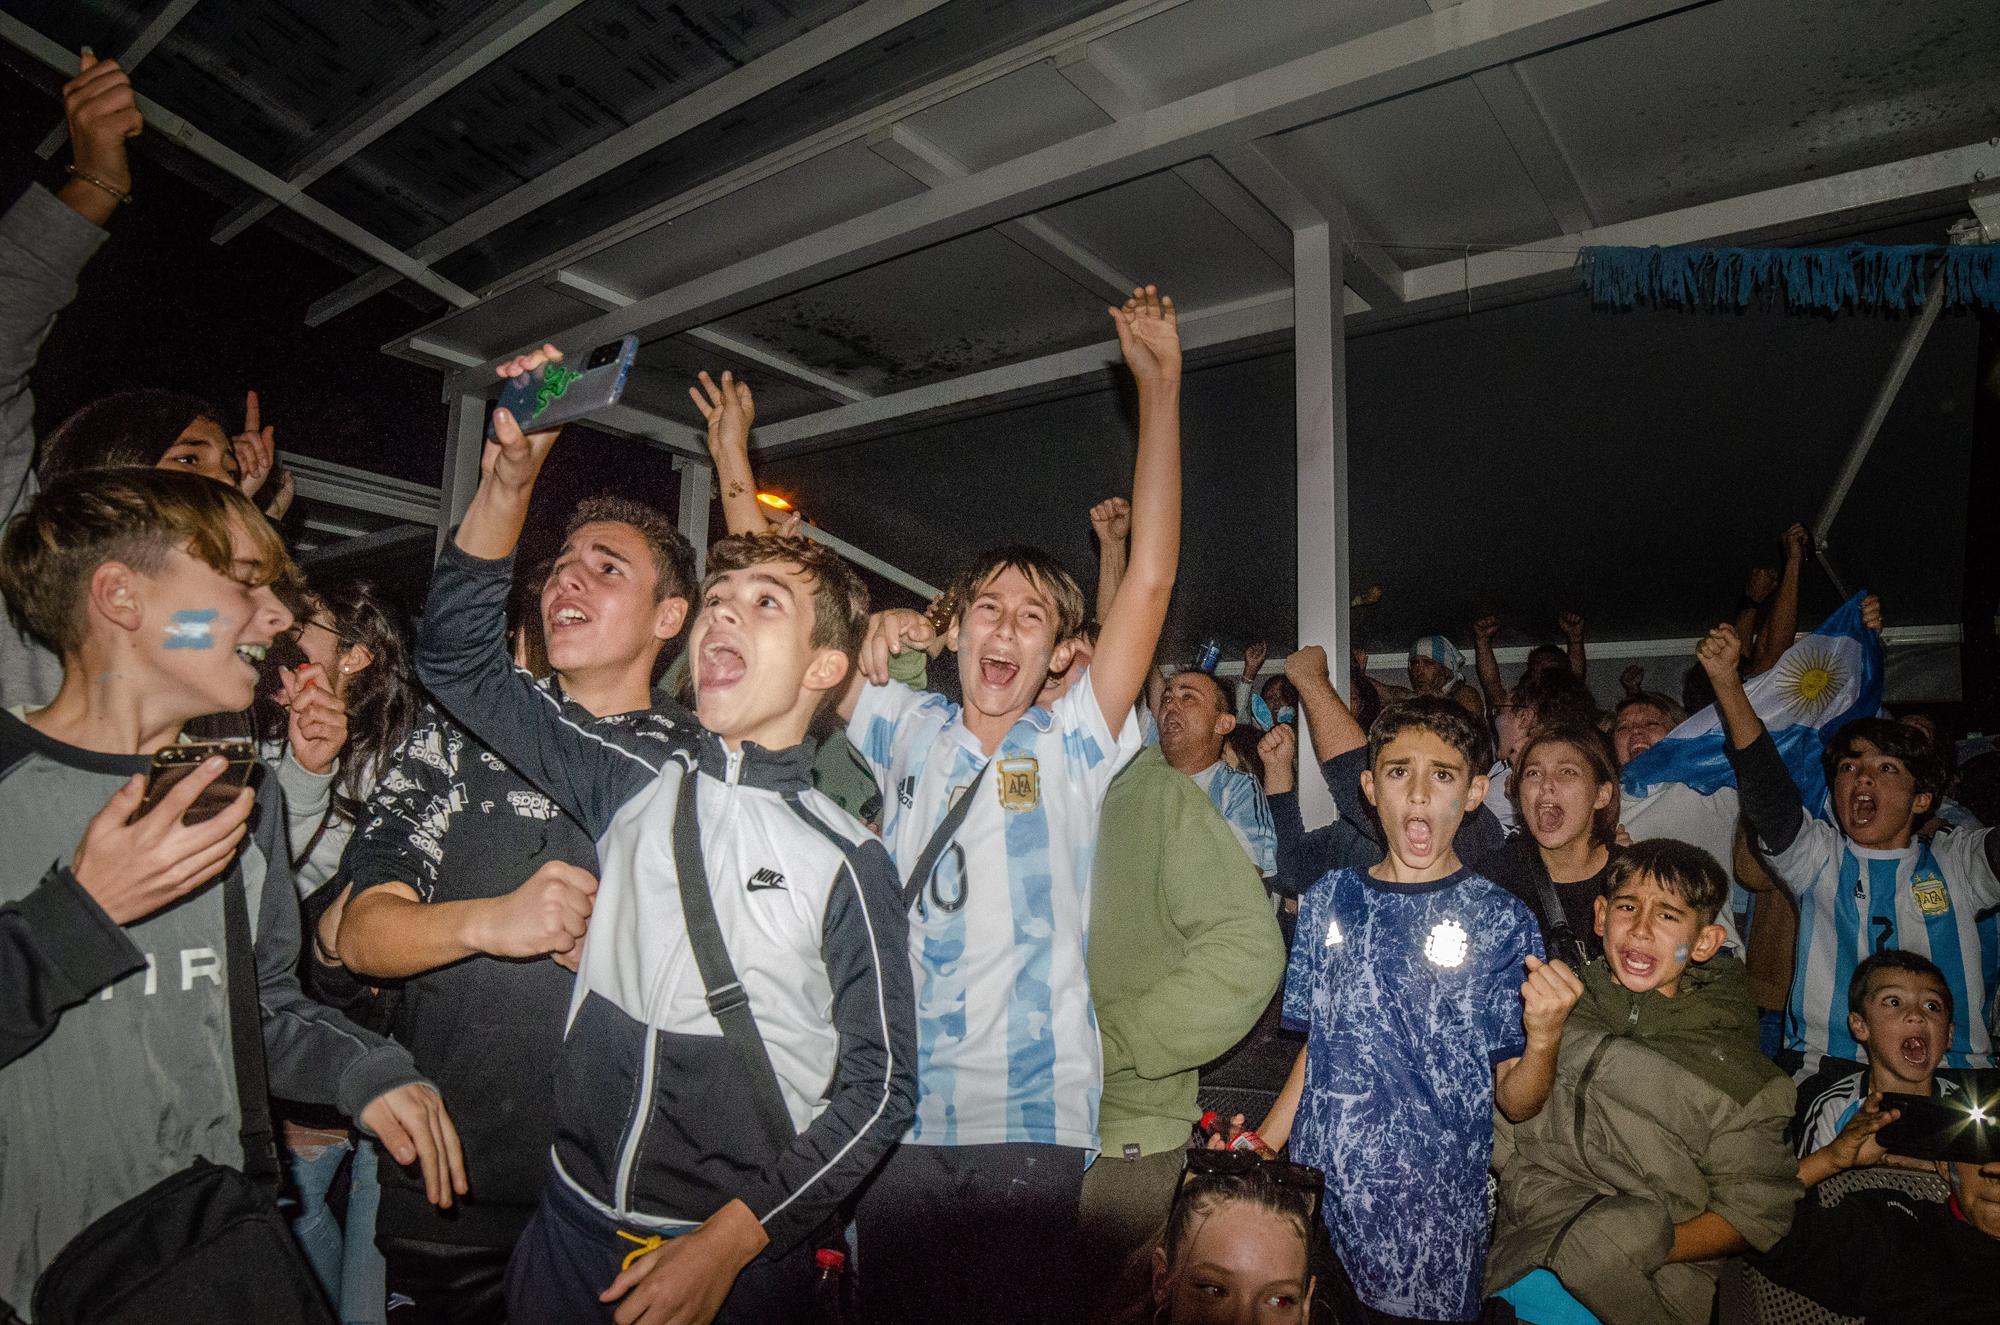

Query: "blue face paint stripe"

xmin=164 ymin=608 xmax=219 ymax=648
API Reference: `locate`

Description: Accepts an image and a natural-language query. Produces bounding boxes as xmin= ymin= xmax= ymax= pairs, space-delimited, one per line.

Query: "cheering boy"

xmin=414 ymin=348 xmax=915 ymax=1324
xmin=1701 ymin=612 xmax=2000 ymax=1099
xmin=1254 ymin=698 xmax=1579 ymax=1324
xmin=0 ymin=468 xmax=459 ymax=1315
xmin=1486 ymin=840 xmax=1800 ymax=1325
xmin=836 ymin=285 xmax=1181 ymax=1321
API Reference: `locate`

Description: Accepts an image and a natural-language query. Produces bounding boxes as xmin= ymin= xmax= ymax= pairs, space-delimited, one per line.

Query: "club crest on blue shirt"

xmin=1911 ymin=871 xmax=1950 ymax=918
xmin=1424 ymin=918 xmax=1470 ymax=969
xmin=997 ymin=756 xmax=1040 ymax=812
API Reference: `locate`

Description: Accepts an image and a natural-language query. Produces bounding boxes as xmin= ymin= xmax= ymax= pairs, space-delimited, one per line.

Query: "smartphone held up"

xmin=490 ymin=336 xmax=638 ymax=438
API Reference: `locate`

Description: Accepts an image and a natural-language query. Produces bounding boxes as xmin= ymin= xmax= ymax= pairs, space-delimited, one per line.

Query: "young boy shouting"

xmin=838 ymin=286 xmax=1182 ymax=1320
xmin=414 ymin=348 xmax=916 ymax=1324
xmin=1486 ymin=840 xmax=1801 ymax=1325
xmin=1702 ymin=612 xmax=2000 ymax=1094
xmin=1256 ymin=697 xmax=1580 ymax=1324
xmin=1796 ymin=950 xmax=1960 ymax=1183
xmin=0 ymin=468 xmax=459 ymax=1314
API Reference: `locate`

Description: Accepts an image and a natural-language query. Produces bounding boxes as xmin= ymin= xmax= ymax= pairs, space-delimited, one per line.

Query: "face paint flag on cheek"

xmin=165 ymin=609 xmax=219 ymax=649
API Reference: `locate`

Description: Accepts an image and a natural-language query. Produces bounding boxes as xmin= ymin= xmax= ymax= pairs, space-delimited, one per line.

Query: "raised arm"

xmin=1472 ymin=615 xmax=1507 ymax=712
xmin=1735 ymin=566 xmax=1775 ymax=659
xmin=1286 ymin=646 xmax=1366 ymax=765
xmin=1559 ymin=611 xmax=1587 ymax=680
xmin=1090 ymin=286 xmax=1182 ymax=733
xmin=1706 ymin=622 xmax=1809 ymax=857
xmin=1749 ymin=524 xmax=1808 ymax=676
xmin=690 ymin=370 xmax=770 ymax=538
xmin=1089 ymin=497 xmax=1129 ymax=629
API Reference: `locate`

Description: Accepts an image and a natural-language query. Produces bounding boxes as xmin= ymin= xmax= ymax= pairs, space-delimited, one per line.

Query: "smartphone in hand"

xmin=491 ymin=336 xmax=638 ymax=437
xmin=133 ymin=741 xmax=257 ymax=825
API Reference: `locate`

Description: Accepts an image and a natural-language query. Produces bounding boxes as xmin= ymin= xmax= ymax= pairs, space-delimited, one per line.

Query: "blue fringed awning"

xmin=1578 ymin=242 xmax=2000 ymax=314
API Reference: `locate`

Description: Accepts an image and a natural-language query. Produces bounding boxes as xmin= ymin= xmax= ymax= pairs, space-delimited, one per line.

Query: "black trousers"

xmin=853 ymin=1142 xmax=1086 ymax=1325
xmin=379 ymin=1236 xmax=511 ymax=1324
xmin=503 ymin=1178 xmax=812 ymax=1324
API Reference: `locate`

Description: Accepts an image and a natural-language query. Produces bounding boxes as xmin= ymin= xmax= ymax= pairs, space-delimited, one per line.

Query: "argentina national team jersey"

xmin=851 ymin=670 xmax=1140 ymax=1151
xmin=1283 ymin=866 xmax=1541 ymax=1321
xmin=1191 ymin=761 xmax=1276 ymax=878
xmin=1770 ymin=818 xmax=2000 ymax=1072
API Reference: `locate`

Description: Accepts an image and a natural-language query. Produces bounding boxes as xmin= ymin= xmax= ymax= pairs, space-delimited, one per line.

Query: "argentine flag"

xmin=1622 ymin=591 xmax=1883 ymax=816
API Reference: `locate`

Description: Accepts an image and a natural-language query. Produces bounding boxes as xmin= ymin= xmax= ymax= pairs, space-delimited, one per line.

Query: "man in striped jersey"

xmin=1701 ymin=613 xmax=2000 ymax=1119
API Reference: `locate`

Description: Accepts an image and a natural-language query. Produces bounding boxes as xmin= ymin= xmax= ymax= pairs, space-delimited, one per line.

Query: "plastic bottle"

xmin=813 ymin=1247 xmax=856 ymax=1324
xmin=1195 ymin=639 xmax=1222 ymax=673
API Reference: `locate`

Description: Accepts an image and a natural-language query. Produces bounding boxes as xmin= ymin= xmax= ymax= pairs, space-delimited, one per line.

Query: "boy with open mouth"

xmin=1486 ymin=839 xmax=1800 ymax=1325
xmin=1796 ymin=949 xmax=1962 ymax=1184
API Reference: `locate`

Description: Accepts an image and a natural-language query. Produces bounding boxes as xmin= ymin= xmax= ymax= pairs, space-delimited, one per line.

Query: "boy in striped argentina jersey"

xmin=837 ymin=285 xmax=1182 ymax=1323
xmin=1701 ymin=614 xmax=2000 ymax=1099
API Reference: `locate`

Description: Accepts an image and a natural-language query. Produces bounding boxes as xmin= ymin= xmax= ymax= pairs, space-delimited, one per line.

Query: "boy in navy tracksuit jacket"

xmin=416 ymin=346 xmax=915 ymax=1324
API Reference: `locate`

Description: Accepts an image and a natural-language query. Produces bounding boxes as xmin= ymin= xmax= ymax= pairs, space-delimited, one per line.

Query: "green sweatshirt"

xmin=1089 ymin=745 xmax=1286 ymax=1157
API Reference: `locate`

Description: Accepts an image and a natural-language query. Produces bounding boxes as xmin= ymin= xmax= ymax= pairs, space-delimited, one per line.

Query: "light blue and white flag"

xmin=1622 ymin=591 xmax=1883 ymax=816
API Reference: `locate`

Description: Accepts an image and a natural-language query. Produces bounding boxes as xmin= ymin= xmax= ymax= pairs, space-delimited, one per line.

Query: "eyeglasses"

xmin=280 ymin=618 xmax=355 ymax=649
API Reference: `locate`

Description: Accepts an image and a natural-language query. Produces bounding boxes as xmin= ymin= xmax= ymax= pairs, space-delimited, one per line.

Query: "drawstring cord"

xmin=616 ymin=1229 xmax=665 ymax=1271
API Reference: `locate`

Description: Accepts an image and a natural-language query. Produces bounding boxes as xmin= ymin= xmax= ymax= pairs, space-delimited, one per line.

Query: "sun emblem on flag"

xmin=1424 ymin=919 xmax=1469 ymax=969
xmin=1772 ymin=644 xmax=1847 ymax=722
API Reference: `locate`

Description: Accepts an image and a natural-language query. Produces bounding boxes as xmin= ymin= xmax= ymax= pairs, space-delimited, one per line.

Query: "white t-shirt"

xmin=1487 ymin=760 xmax=1516 ymax=835
xmin=1191 ymin=760 xmax=1276 ymax=879
xmin=1620 ymin=782 xmax=1745 ymax=953
xmin=849 ymin=670 xmax=1140 ymax=1152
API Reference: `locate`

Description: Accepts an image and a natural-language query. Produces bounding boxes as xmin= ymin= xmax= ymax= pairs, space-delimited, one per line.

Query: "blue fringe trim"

xmin=1578 ymin=243 xmax=2000 ymax=313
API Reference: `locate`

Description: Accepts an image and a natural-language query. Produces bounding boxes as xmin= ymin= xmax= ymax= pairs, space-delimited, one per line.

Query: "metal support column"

xmin=1294 ymin=218 xmax=1349 ymax=826
xmin=435 ymin=393 xmax=487 ymax=560
xmin=675 ymin=457 xmax=712 ymax=581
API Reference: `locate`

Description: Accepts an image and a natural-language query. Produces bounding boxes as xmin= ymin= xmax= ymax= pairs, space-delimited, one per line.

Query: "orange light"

xmin=756 ymin=492 xmax=794 ymax=511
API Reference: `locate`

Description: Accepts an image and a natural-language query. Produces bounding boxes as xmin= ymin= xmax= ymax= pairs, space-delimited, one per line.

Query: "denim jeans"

xmin=286 ymin=1138 xmax=387 ymax=1325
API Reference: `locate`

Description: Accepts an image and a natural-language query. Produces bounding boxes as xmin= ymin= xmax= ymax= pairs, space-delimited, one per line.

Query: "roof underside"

xmin=3 ymin=0 xmax=1990 ymax=655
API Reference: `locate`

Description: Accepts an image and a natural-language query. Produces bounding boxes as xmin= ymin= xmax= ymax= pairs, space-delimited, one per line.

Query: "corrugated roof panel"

xmin=306 ymin=0 xmax=866 ymax=250
xmin=1033 ymin=169 xmax=1289 ymax=308
xmin=622 ymin=336 xmax=840 ymax=425
xmin=1277 ymin=78 xmax=1561 ymax=262
xmin=1093 ymin=0 xmax=1430 ymax=104
xmin=1522 ymin=0 xmax=2000 ymax=224
xmin=706 ymin=229 xmax=1112 ymax=393
xmin=897 ymin=59 xmax=1112 ymax=171
xmin=123 ymin=0 xmax=499 ymax=175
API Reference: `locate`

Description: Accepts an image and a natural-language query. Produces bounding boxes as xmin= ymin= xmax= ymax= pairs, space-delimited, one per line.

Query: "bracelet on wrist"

xmin=65 ymin=164 xmax=132 ymax=206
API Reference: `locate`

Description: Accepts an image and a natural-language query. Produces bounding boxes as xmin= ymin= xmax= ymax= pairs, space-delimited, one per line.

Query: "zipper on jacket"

xmin=614 ymin=753 xmax=750 ymax=1217
xmin=1571 ymin=1036 xmax=1614 ymax=1147
xmin=1546 ymin=1191 xmax=1611 ymax=1268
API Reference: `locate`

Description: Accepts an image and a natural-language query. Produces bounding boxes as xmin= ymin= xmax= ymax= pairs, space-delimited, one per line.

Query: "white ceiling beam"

xmin=0 ymin=11 xmax=478 ymax=312
xmin=1390 ymin=138 xmax=2000 ymax=316
xmin=429 ymin=0 xmax=1694 ymax=389
xmin=592 ymin=402 xmax=710 ymax=462
xmin=1212 ymin=141 xmax=1405 ymax=308
xmin=1054 ymin=43 xmax=1297 ymax=272
xmin=748 ymin=290 xmax=1305 ymax=454
xmin=286 ymin=454 xmax=441 ymax=524
xmin=544 ymin=268 xmax=636 ymax=313
xmin=314 ymin=0 xmax=952 ymax=319
xmin=211 ymin=0 xmax=587 ymax=246
xmin=36 ymin=0 xmax=203 ymax=157
xmin=866 ymin=123 xmax=1139 ymax=305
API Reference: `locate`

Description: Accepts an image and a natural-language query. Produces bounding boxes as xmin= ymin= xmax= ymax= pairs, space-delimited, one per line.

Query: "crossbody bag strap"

xmin=672 ymin=777 xmax=797 ymax=1153
xmin=222 ymin=868 xmax=280 ymax=1191
xmin=899 ymin=760 xmax=991 ymax=913
xmin=1524 ymin=849 xmax=1589 ymax=968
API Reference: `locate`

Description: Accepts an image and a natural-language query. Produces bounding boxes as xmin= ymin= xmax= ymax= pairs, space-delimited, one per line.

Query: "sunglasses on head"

xmin=1172 ymin=1148 xmax=1325 ymax=1223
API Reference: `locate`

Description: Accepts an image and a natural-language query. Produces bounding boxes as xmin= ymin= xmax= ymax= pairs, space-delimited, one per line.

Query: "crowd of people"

xmin=2 ymin=51 xmax=1996 ymax=1325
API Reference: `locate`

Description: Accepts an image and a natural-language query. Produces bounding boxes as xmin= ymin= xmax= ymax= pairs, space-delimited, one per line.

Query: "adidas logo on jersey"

xmin=747 ymin=867 xmax=788 ymax=892
xmin=898 ymin=776 xmax=915 ymax=808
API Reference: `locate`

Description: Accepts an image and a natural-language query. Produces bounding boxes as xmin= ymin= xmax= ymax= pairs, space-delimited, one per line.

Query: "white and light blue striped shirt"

xmin=1770 ymin=820 xmax=2000 ymax=1072
xmin=851 ymin=670 xmax=1139 ymax=1153
xmin=1191 ymin=761 xmax=1276 ymax=879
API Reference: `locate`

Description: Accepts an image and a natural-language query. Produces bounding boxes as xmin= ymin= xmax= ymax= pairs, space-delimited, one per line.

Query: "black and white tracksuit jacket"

xmin=416 ymin=543 xmax=917 ymax=1256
